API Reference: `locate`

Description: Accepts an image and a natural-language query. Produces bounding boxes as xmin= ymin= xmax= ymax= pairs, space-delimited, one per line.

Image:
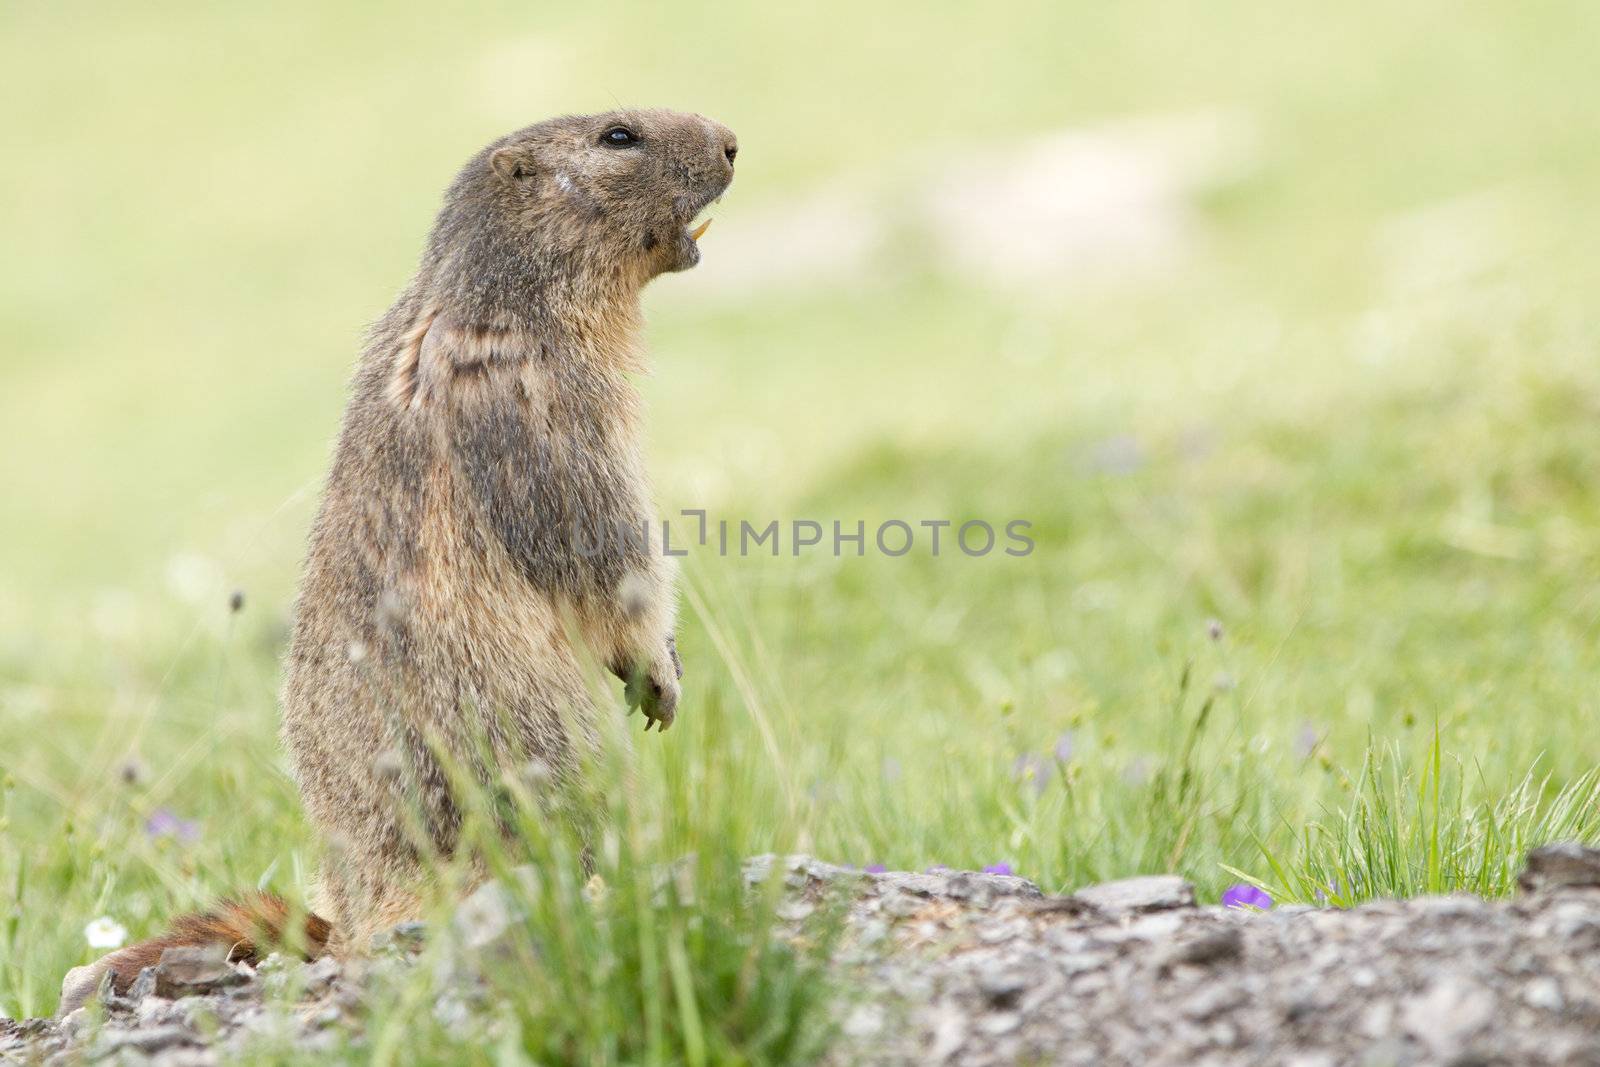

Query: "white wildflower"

xmin=84 ymin=916 xmax=127 ymax=949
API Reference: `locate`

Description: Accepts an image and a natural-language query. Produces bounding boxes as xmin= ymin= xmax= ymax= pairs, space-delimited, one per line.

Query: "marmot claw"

xmin=625 ymin=650 xmax=680 ymax=732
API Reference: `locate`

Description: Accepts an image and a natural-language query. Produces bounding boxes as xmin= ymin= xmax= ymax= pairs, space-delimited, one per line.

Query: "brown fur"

xmin=57 ymin=894 xmax=331 ymax=1014
xmin=65 ymin=110 xmax=735 ymax=1011
xmin=98 ymin=894 xmax=332 ymax=988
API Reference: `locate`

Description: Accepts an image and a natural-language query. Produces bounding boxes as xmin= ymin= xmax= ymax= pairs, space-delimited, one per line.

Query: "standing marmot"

xmin=67 ymin=108 xmax=736 ymax=1008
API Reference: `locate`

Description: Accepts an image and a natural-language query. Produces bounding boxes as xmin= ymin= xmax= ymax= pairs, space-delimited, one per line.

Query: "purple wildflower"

xmin=1053 ymin=732 xmax=1075 ymax=763
xmin=983 ymin=862 xmax=1014 ymax=876
xmin=863 ymin=863 xmax=887 ymax=874
xmin=1221 ymin=884 xmax=1273 ymax=911
xmin=145 ymin=807 xmax=200 ymax=844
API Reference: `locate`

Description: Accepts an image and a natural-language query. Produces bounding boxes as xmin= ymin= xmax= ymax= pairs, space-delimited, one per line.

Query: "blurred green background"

xmin=3 ymin=0 xmax=1600 ymax=1024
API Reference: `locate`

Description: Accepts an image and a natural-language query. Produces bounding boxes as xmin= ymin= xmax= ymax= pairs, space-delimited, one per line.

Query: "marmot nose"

xmin=722 ymin=137 xmax=738 ymax=167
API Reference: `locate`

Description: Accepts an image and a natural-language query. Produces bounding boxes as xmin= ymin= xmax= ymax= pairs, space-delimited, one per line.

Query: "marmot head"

xmin=430 ymin=109 xmax=737 ymax=308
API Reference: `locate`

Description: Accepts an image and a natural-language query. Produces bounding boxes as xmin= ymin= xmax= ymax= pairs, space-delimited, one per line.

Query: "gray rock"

xmin=975 ymin=966 xmax=1028 ymax=1005
xmin=1401 ymin=979 xmax=1495 ymax=1058
xmin=775 ymin=899 xmax=816 ymax=921
xmin=880 ymin=890 xmax=928 ymax=918
xmin=135 ymin=996 xmax=175 ymax=1025
xmin=92 ymin=1023 xmax=200 ymax=1056
xmin=148 ymin=1049 xmax=219 ymax=1067
xmin=128 ymin=966 xmax=159 ymax=1004
xmin=1519 ymin=842 xmax=1600 ymax=893
xmin=1055 ymin=951 xmax=1108 ymax=976
xmin=1163 ymin=927 xmax=1244 ymax=968
xmin=153 ymin=946 xmax=247 ymax=1000
xmin=841 ymin=1002 xmax=885 ymax=1038
xmin=57 ymin=1007 xmax=91 ymax=1041
xmin=1523 ymin=976 xmax=1564 ymax=1012
xmin=300 ymin=955 xmax=342 ymax=997
xmin=1071 ymin=875 xmax=1196 ymax=915
xmin=926 ymin=1005 xmax=968 ymax=1062
xmin=369 ymin=921 xmax=428 ymax=956
xmin=452 ymin=879 xmax=521 ymax=950
xmin=809 ymin=849 xmax=1600 ymax=1065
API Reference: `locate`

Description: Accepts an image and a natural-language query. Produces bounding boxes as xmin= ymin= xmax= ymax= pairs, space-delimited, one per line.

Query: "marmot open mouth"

xmin=667 ymin=188 xmax=726 ymax=271
xmin=681 ymin=189 xmax=725 ymax=246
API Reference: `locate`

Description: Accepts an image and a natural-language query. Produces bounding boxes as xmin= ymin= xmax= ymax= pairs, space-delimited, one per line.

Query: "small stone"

xmin=1402 ymin=980 xmax=1494 ymax=1057
xmin=370 ymin=921 xmax=428 ymax=956
xmin=135 ymin=995 xmax=175 ymax=1025
xmin=57 ymin=1007 xmax=91 ymax=1041
xmin=927 ymin=1006 xmax=967 ymax=1062
xmin=1072 ymin=876 xmax=1196 ymax=915
xmin=1360 ymin=1037 xmax=1410 ymax=1067
xmin=1165 ymin=927 xmax=1244 ymax=968
xmin=1070 ymin=970 xmax=1110 ymax=995
xmin=154 ymin=947 xmax=247 ymax=1000
xmin=452 ymin=879 xmax=521 ymax=950
xmin=881 ymin=890 xmax=927 ymax=918
xmin=1116 ymin=911 xmax=1187 ymax=941
xmin=1183 ymin=984 xmax=1247 ymax=1021
xmin=854 ymin=918 xmax=890 ymax=946
xmin=841 ymin=1002 xmax=884 ymax=1038
xmin=1056 ymin=952 xmax=1107 ymax=976
xmin=1358 ymin=1000 xmax=1395 ymax=1039
xmin=775 ymin=899 xmax=815 ymax=922
xmin=944 ymin=870 xmax=1042 ymax=905
xmin=1208 ymin=1021 xmax=1241 ymax=1047
xmin=1524 ymin=976 xmax=1564 ymax=1012
xmin=309 ymin=1003 xmax=343 ymax=1028
xmin=743 ymin=854 xmax=779 ymax=885
xmin=93 ymin=1023 xmax=200 ymax=1055
xmin=1519 ymin=843 xmax=1600 ymax=894
xmin=253 ymin=953 xmax=290 ymax=976
xmin=1284 ymin=1053 xmax=1335 ymax=1067
xmin=129 ymin=966 xmax=159 ymax=1004
xmin=301 ymin=956 xmax=341 ymax=997
xmin=155 ymin=1049 xmax=220 ymax=1067
xmin=976 ymin=966 xmax=1028 ymax=1005
xmin=1530 ymin=899 xmax=1600 ymax=941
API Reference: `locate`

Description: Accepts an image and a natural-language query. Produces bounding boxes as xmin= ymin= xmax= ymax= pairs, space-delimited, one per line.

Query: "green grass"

xmin=3 ymin=0 xmax=1600 ymax=1060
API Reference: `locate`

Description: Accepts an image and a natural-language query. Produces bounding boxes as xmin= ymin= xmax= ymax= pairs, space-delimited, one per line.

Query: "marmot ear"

xmin=489 ymin=146 xmax=538 ymax=185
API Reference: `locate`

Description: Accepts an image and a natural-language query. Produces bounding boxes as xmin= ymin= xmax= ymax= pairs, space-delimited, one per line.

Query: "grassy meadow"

xmin=3 ymin=0 xmax=1600 ymax=1059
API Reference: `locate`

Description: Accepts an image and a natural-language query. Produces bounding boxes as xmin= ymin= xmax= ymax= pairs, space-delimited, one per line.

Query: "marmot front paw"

xmin=616 ymin=638 xmax=681 ymax=731
xmin=626 ymin=657 xmax=680 ymax=731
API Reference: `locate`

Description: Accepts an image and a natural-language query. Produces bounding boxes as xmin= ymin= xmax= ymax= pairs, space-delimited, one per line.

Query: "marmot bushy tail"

xmin=61 ymin=894 xmax=330 ymax=1012
xmin=61 ymin=108 xmax=736 ymax=1015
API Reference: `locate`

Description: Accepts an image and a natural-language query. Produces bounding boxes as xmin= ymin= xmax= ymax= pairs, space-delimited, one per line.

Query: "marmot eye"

xmin=600 ymin=126 xmax=637 ymax=147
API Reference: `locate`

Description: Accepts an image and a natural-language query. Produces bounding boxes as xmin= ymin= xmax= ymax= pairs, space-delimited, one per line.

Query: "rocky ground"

xmin=8 ymin=846 xmax=1600 ymax=1065
xmin=778 ymin=845 xmax=1600 ymax=1066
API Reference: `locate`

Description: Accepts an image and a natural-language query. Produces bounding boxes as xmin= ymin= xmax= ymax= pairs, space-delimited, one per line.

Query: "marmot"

xmin=64 ymin=108 xmax=737 ymax=1011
